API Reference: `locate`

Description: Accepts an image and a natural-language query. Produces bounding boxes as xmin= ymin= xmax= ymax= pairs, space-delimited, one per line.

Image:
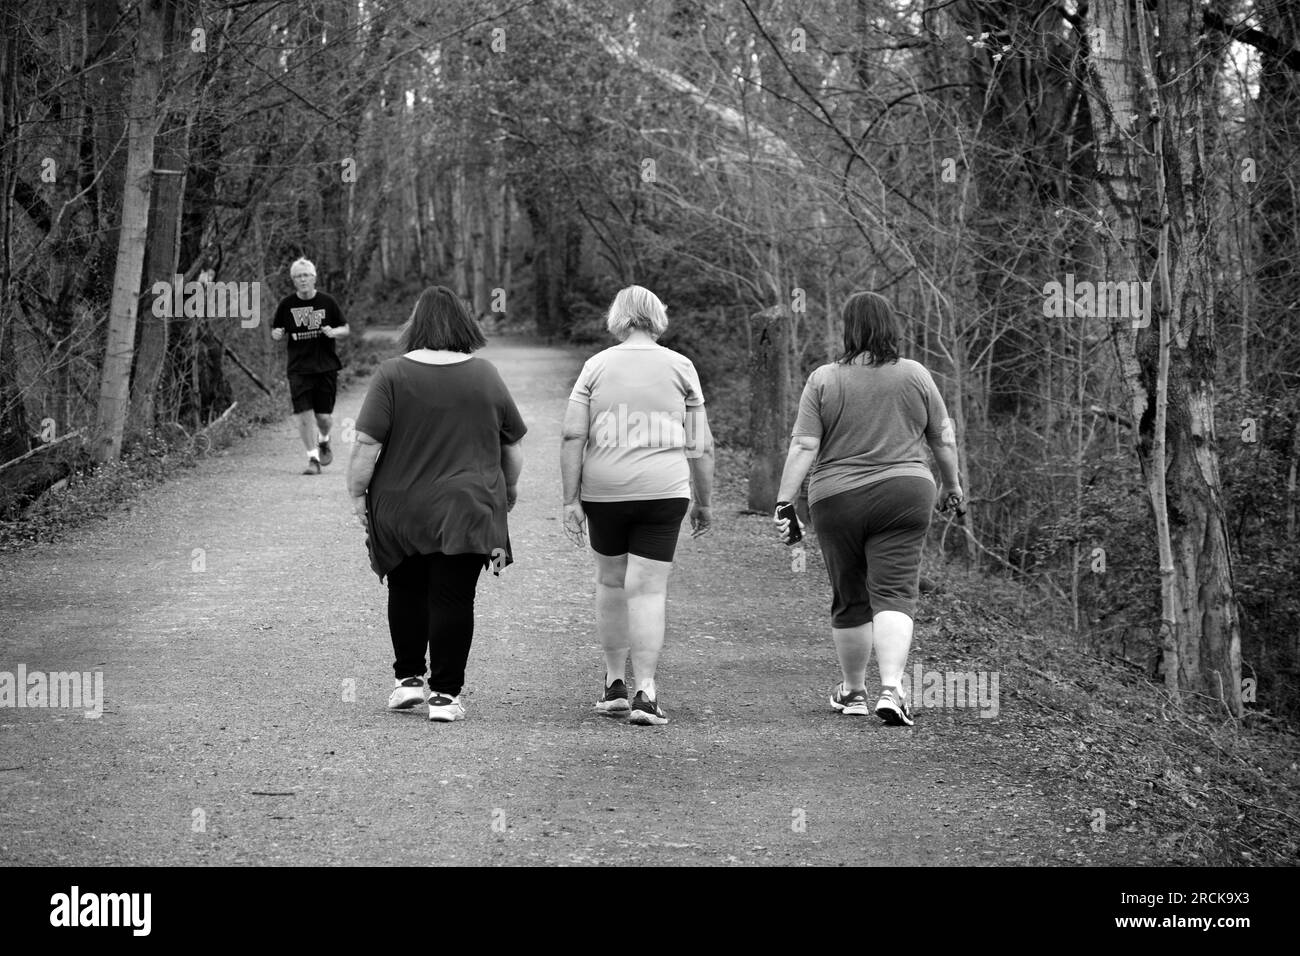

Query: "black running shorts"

xmin=581 ymin=498 xmax=690 ymax=562
xmin=288 ymin=371 xmax=338 ymax=414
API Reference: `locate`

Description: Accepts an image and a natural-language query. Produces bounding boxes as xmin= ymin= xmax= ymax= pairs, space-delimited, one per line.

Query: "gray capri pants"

xmin=809 ymin=475 xmax=936 ymax=627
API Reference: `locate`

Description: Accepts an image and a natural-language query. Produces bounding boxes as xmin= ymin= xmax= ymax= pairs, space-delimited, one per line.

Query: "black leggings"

xmin=386 ymin=552 xmax=484 ymax=695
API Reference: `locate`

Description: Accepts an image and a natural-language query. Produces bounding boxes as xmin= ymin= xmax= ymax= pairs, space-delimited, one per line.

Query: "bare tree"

xmin=94 ymin=0 xmax=165 ymax=462
xmin=1085 ymin=0 xmax=1242 ymax=712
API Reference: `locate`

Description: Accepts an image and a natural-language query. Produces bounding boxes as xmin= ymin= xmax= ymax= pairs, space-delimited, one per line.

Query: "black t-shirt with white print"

xmin=271 ymin=292 xmax=346 ymax=374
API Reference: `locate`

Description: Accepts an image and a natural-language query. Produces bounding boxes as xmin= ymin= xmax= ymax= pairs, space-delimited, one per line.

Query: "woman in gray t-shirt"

xmin=775 ymin=291 xmax=963 ymax=727
xmin=560 ymin=286 xmax=715 ymax=726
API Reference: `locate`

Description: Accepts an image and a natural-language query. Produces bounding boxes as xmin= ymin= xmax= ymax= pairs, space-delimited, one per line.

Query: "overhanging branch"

xmin=1202 ymin=9 xmax=1300 ymax=72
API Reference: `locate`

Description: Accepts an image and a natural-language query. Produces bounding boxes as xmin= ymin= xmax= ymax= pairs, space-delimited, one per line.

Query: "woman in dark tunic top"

xmin=346 ymin=287 xmax=527 ymax=722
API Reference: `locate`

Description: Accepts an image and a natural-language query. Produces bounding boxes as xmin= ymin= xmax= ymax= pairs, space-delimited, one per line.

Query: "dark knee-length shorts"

xmin=810 ymin=476 xmax=935 ymax=628
xmin=288 ymin=371 xmax=337 ymax=414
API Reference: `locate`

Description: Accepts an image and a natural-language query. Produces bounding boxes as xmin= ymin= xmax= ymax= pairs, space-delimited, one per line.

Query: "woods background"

xmin=2 ymin=0 xmax=1298 ymax=722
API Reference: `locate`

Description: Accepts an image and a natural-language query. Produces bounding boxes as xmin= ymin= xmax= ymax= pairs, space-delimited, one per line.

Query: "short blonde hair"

xmin=290 ymin=257 xmax=316 ymax=278
xmin=606 ymin=285 xmax=668 ymax=340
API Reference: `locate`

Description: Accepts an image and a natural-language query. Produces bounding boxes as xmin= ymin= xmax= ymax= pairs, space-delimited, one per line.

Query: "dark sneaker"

xmin=303 ymin=458 xmax=321 ymax=475
xmin=318 ymin=441 xmax=333 ymax=466
xmin=387 ymin=677 xmax=425 ymax=710
xmin=427 ymin=692 xmax=466 ymax=722
xmin=875 ymin=686 xmax=915 ymax=727
xmin=627 ymin=690 xmax=668 ymax=726
xmin=830 ymin=682 xmax=871 ymax=716
xmin=595 ymin=678 xmax=631 ymax=715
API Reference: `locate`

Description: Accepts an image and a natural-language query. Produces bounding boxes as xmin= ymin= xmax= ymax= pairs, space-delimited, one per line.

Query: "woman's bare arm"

xmin=502 ymin=439 xmax=524 ymax=509
xmin=776 ymin=434 xmax=820 ymax=504
xmin=560 ymin=400 xmax=590 ymax=543
xmin=560 ymin=400 xmax=588 ymax=505
xmin=346 ymin=431 xmax=382 ymax=526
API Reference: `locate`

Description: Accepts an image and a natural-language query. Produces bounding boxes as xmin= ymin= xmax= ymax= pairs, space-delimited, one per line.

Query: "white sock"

xmin=308 ymin=449 xmax=320 ymax=461
xmin=319 ymin=435 xmax=329 ymax=444
xmin=639 ymin=679 xmax=657 ymax=701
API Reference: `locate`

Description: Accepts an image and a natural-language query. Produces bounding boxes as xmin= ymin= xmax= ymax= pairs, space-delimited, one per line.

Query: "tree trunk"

xmin=94 ymin=0 xmax=163 ymax=462
xmin=131 ymin=65 xmax=191 ymax=436
xmin=523 ymin=194 xmax=558 ymax=337
xmin=1085 ymin=0 xmax=1242 ymax=713
xmin=470 ymin=178 xmax=488 ymax=316
xmin=409 ymin=171 xmax=424 ymax=280
xmin=0 ymin=2 xmax=28 ymax=464
xmin=495 ymin=182 xmax=512 ymax=313
xmin=429 ymin=190 xmax=446 ymax=278
xmin=450 ymin=166 xmax=469 ymax=298
xmin=747 ymin=305 xmax=791 ymax=513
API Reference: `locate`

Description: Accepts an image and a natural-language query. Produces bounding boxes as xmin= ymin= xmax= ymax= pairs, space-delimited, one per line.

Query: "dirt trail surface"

xmin=0 ymin=336 xmax=1146 ymax=865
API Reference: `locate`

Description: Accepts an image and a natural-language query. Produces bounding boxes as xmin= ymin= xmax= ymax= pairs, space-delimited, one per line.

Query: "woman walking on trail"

xmin=561 ymin=285 xmax=715 ymax=726
xmin=347 ymin=286 xmax=527 ymax=722
xmin=774 ymin=291 xmax=963 ymax=726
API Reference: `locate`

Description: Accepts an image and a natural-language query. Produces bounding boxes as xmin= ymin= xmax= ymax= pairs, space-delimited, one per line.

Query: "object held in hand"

xmin=939 ymin=492 xmax=966 ymax=518
xmin=775 ymin=501 xmax=803 ymax=545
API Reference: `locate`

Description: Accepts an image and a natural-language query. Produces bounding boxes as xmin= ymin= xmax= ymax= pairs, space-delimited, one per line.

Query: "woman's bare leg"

xmin=872 ymin=609 xmax=914 ymax=692
xmin=833 ymin=621 xmax=874 ymax=692
xmin=593 ymin=552 xmax=629 ymax=684
xmin=624 ymin=553 xmax=673 ymax=699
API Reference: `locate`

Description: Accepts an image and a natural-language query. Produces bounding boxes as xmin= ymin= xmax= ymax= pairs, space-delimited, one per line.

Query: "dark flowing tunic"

xmin=355 ymin=355 xmax=527 ymax=580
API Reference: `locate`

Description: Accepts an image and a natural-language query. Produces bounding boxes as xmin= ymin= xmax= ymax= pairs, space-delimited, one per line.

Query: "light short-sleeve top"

xmin=569 ymin=342 xmax=705 ymax=502
xmin=791 ymin=357 xmax=951 ymax=505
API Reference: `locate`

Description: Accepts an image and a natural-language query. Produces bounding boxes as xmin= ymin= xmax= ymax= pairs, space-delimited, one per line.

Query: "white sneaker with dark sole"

xmin=595 ymin=678 xmax=631 ymax=715
xmin=875 ymin=686 xmax=915 ymax=726
xmin=427 ymin=692 xmax=466 ymax=722
xmin=830 ymin=682 xmax=871 ymax=716
xmin=387 ymin=677 xmax=426 ymax=710
xmin=627 ymin=690 xmax=668 ymax=725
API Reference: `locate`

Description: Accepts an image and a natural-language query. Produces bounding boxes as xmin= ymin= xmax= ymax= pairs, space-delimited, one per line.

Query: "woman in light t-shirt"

xmin=775 ymin=291 xmax=963 ymax=727
xmin=560 ymin=286 xmax=715 ymax=725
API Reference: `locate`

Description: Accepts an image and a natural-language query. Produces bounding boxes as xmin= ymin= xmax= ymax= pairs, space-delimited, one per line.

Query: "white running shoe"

xmin=875 ymin=685 xmax=915 ymax=726
xmin=595 ymin=678 xmax=631 ymax=715
xmin=627 ymin=690 xmax=668 ymax=726
xmin=387 ymin=677 xmax=426 ymax=710
xmin=427 ymin=692 xmax=466 ymax=722
xmin=830 ymin=682 xmax=871 ymax=716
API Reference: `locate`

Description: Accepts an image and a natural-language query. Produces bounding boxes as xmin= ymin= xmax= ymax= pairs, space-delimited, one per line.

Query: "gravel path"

xmin=0 ymin=336 xmax=1142 ymax=865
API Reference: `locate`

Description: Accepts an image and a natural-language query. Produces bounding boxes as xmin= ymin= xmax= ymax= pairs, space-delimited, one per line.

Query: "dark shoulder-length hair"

xmin=838 ymin=291 xmax=901 ymax=366
xmin=400 ymin=286 xmax=487 ymax=353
